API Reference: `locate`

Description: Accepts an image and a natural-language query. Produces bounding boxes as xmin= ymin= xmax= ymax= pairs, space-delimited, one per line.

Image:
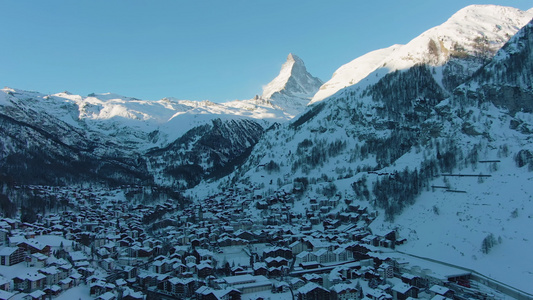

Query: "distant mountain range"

xmin=1 ymin=4 xmax=533 ymax=292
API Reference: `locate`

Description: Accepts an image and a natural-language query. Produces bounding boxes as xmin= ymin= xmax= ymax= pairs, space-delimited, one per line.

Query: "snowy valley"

xmin=0 ymin=4 xmax=532 ymax=300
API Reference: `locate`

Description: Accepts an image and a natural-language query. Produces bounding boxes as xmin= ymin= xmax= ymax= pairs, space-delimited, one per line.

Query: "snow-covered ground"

xmin=377 ymin=155 xmax=533 ymax=293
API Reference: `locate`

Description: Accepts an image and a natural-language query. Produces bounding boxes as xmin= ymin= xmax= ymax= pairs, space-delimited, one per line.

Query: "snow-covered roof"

xmin=429 ymin=285 xmax=451 ymax=295
xmin=0 ymin=247 xmax=19 ymax=256
xmin=297 ymin=282 xmax=327 ymax=294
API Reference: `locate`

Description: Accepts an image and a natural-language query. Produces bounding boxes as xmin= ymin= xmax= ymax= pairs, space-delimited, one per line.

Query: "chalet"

xmin=295 ymin=251 xmax=318 ymax=265
xmin=70 ymin=272 xmax=83 ymax=286
xmin=27 ymin=253 xmax=48 ymax=268
xmin=429 ymin=285 xmax=454 ymax=299
xmin=361 ymin=235 xmax=380 ymax=247
xmin=18 ymin=240 xmax=51 ymax=256
xmin=234 ymin=230 xmax=255 ymax=241
xmin=173 ymin=262 xmax=188 ymax=275
xmin=57 ymin=264 xmax=72 ymax=280
xmin=44 ymin=285 xmax=62 ymax=297
xmin=314 ymin=248 xmax=336 ymax=264
xmin=274 ymin=281 xmax=290 ymax=293
xmin=195 ymin=286 xmax=241 ymax=300
xmin=151 ymin=259 xmax=169 ymax=274
xmin=333 ymin=247 xmax=353 ymax=262
xmin=196 ymin=249 xmax=215 ymax=261
xmin=13 ymin=272 xmax=46 ymax=293
xmin=25 ymin=289 xmax=46 ymax=300
xmin=400 ymin=273 xmax=424 ymax=288
xmin=290 ymin=277 xmax=305 ymax=290
xmin=0 ymin=246 xmax=25 ymax=266
xmin=138 ymin=273 xmax=157 ymax=289
xmin=262 ymin=246 xmax=292 ymax=260
xmin=38 ymin=267 xmax=60 ymax=286
xmin=96 ymin=291 xmax=116 ymax=300
xmin=297 ymin=282 xmax=330 ymax=300
xmin=253 ymin=262 xmax=268 ymax=276
xmin=122 ymin=287 xmax=144 ymax=300
xmin=265 ymin=256 xmax=289 ymax=268
xmin=366 ymin=288 xmax=393 ymax=300
xmin=158 ymin=277 xmax=198 ymax=298
xmin=3 ymin=218 xmax=19 ymax=230
xmin=302 ymin=273 xmax=323 ymax=285
xmin=289 ymin=240 xmax=309 ymax=255
xmin=305 ymin=238 xmax=331 ymax=252
xmin=378 ymin=263 xmax=394 ymax=279
xmin=330 ymin=283 xmax=361 ymax=300
xmin=197 ymin=262 xmax=214 ymax=278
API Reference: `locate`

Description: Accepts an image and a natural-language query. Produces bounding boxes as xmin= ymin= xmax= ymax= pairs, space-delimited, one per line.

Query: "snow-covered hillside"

xmin=311 ymin=5 xmax=533 ymax=104
xmin=208 ymin=6 xmax=533 ymax=294
xmin=1 ymin=4 xmax=533 ymax=292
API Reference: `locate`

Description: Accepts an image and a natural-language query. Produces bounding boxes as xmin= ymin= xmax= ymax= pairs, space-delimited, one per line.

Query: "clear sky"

xmin=1 ymin=1 xmax=531 ymax=102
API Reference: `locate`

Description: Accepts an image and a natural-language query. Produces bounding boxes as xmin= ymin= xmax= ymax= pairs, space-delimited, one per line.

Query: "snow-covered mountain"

xmin=311 ymin=5 xmax=533 ymax=104
xmin=203 ymin=6 xmax=533 ymax=293
xmin=1 ymin=4 xmax=533 ymax=291
xmin=261 ymin=53 xmax=323 ymax=116
xmin=0 ymin=54 xmax=323 ymax=186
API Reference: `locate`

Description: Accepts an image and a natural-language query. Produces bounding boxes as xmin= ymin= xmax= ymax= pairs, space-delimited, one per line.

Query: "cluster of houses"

xmin=0 ymin=185 xmax=489 ymax=300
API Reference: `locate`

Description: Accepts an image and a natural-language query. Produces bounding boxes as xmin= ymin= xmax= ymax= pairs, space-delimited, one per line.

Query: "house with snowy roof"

xmin=17 ymin=239 xmax=50 ymax=256
xmin=27 ymin=289 xmax=46 ymax=300
xmin=197 ymin=262 xmax=214 ymax=278
xmin=195 ymin=286 xmax=241 ymax=300
xmin=27 ymin=253 xmax=47 ymax=268
xmin=297 ymin=282 xmax=330 ymax=300
xmin=389 ymin=277 xmax=419 ymax=300
xmin=366 ymin=288 xmax=393 ymax=300
xmin=429 ymin=285 xmax=454 ymax=299
xmin=289 ymin=239 xmax=309 ymax=255
xmin=295 ymin=251 xmax=317 ymax=265
xmin=0 ymin=246 xmax=25 ymax=266
xmin=44 ymin=285 xmax=62 ymax=297
xmin=330 ymin=283 xmax=362 ymax=300
xmin=38 ymin=267 xmax=60 ymax=286
xmin=157 ymin=277 xmax=198 ymax=298
xmin=13 ymin=272 xmax=46 ymax=293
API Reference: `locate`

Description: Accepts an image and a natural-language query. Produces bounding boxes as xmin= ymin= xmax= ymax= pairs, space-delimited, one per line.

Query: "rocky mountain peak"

xmin=260 ymin=53 xmax=323 ymax=116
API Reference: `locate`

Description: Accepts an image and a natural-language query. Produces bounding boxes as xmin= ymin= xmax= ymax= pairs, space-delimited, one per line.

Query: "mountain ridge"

xmin=310 ymin=4 xmax=533 ymax=104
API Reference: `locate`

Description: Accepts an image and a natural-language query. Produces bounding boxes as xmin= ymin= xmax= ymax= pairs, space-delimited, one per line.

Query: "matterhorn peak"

xmin=260 ymin=53 xmax=322 ymax=116
xmin=286 ymin=53 xmax=303 ymax=64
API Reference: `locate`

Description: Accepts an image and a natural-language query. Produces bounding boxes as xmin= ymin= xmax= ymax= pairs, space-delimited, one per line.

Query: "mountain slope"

xmin=0 ymin=89 xmax=151 ymax=185
xmin=310 ymin=4 xmax=533 ymax=104
xmin=0 ymin=88 xmax=272 ymax=186
xmin=376 ymin=19 xmax=533 ymax=293
xmin=206 ymin=7 xmax=533 ymax=293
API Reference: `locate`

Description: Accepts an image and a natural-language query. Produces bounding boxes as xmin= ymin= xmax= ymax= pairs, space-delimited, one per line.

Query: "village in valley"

xmin=0 ymin=184 xmax=512 ymax=300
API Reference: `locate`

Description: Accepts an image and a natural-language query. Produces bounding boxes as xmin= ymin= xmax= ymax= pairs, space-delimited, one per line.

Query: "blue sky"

xmin=1 ymin=1 xmax=532 ymax=102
